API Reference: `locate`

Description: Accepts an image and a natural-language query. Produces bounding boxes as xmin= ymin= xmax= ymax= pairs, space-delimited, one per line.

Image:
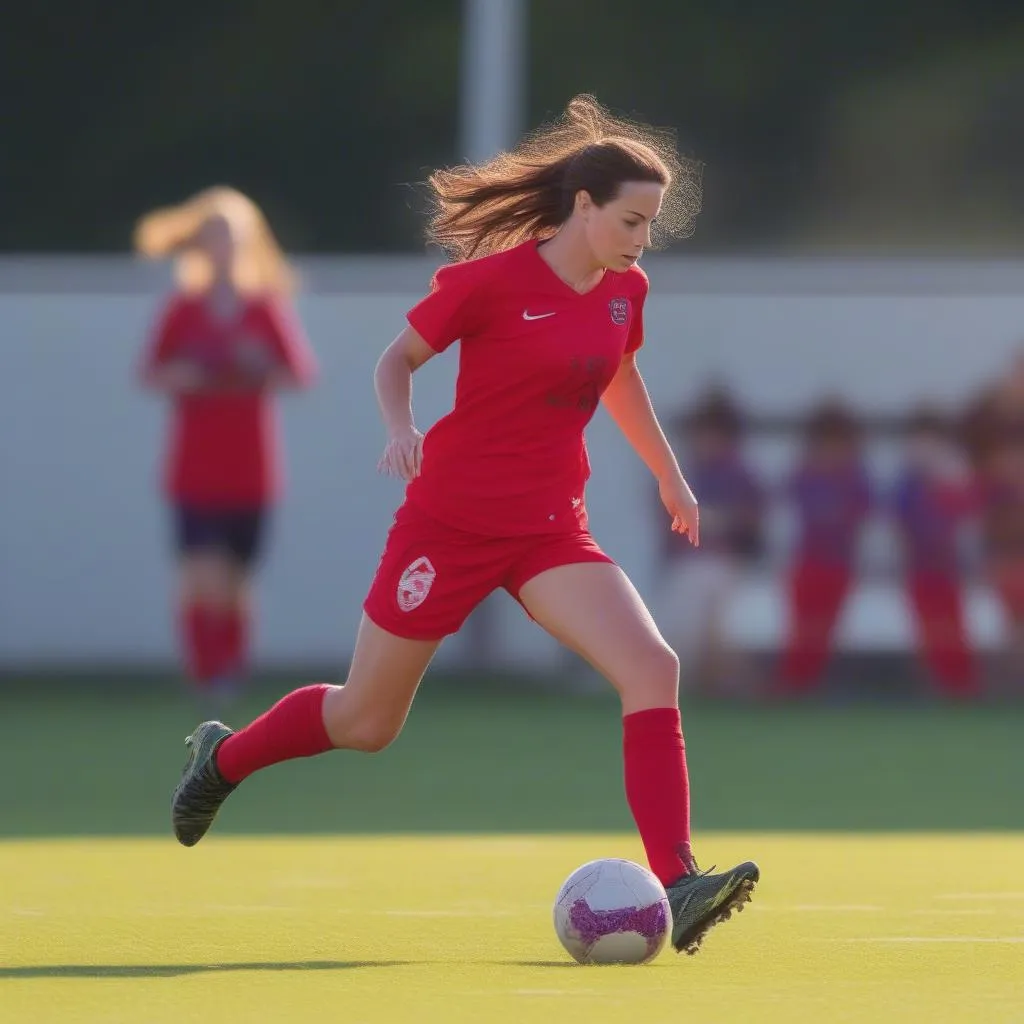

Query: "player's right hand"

xmin=378 ymin=426 xmax=425 ymax=481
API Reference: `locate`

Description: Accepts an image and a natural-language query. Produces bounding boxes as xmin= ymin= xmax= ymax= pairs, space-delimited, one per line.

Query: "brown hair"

xmin=133 ymin=186 xmax=295 ymax=296
xmin=904 ymin=402 xmax=952 ymax=439
xmin=804 ymin=398 xmax=861 ymax=443
xmin=688 ymin=387 xmax=745 ymax=439
xmin=427 ymin=95 xmax=702 ymax=261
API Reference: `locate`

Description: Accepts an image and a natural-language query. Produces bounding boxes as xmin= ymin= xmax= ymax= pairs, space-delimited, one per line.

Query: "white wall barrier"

xmin=1 ymin=256 xmax=1021 ymax=668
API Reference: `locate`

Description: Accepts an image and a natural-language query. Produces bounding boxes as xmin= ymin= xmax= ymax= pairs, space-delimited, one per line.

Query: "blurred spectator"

xmin=962 ymin=347 xmax=1024 ymax=469
xmin=775 ymin=399 xmax=873 ymax=696
xmin=890 ymin=405 xmax=979 ymax=698
xmin=658 ymin=388 xmax=765 ymax=695
xmin=962 ymin=349 xmax=1024 ymax=686
xmin=979 ymin=443 xmax=1024 ymax=683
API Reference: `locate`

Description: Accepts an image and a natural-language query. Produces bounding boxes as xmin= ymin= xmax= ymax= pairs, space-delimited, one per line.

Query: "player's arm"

xmin=138 ymin=301 xmax=210 ymax=394
xmin=378 ymin=258 xmax=481 ymax=479
xmin=257 ymin=299 xmax=318 ymax=391
xmin=374 ymin=326 xmax=438 ymax=479
xmin=602 ymin=353 xmax=682 ymax=482
xmin=603 ymin=353 xmax=700 ymax=542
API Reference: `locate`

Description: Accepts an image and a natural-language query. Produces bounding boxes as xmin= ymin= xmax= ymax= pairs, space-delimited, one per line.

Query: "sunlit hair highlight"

xmin=427 ymin=94 xmax=702 ymax=261
xmin=134 ymin=186 xmax=295 ymax=296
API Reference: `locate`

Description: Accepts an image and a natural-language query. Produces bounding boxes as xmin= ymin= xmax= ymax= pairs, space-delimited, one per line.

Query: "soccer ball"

xmin=553 ymin=858 xmax=671 ymax=965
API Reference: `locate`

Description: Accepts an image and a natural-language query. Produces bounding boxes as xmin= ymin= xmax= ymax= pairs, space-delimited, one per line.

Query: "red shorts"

xmin=363 ymin=500 xmax=615 ymax=640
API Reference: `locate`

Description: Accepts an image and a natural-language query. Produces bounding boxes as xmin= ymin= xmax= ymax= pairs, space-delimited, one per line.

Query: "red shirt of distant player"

xmin=142 ymin=294 xmax=316 ymax=507
xmin=405 ymin=240 xmax=648 ymax=536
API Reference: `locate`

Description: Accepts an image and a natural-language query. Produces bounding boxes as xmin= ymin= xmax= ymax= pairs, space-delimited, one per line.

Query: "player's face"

xmin=579 ymin=181 xmax=664 ymax=272
xmin=195 ymin=214 xmax=239 ymax=277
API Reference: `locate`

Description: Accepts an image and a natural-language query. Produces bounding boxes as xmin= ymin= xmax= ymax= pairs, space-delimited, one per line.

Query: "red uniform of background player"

xmin=170 ymin=97 xmax=760 ymax=957
xmin=775 ymin=401 xmax=873 ymax=696
xmin=137 ymin=187 xmax=316 ymax=702
xmin=890 ymin=406 xmax=979 ymax=698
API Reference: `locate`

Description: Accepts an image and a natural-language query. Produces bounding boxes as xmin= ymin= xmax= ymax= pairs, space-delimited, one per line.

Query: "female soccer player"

xmin=775 ymin=400 xmax=872 ymax=696
xmin=171 ymin=98 xmax=759 ymax=956
xmin=138 ymin=187 xmax=316 ymax=703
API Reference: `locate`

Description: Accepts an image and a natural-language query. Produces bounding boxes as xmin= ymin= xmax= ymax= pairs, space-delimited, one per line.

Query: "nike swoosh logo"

xmin=522 ymin=310 xmax=556 ymax=321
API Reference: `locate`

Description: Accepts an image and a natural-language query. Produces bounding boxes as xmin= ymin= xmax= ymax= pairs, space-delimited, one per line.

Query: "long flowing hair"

xmin=134 ymin=186 xmax=295 ymax=296
xmin=427 ymin=94 xmax=702 ymax=261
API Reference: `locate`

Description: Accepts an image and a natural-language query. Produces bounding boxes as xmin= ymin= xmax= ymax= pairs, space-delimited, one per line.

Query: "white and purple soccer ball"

xmin=553 ymin=858 xmax=671 ymax=965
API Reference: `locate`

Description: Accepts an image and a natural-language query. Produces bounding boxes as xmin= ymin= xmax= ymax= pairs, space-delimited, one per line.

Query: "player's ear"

xmin=574 ymin=190 xmax=594 ymax=217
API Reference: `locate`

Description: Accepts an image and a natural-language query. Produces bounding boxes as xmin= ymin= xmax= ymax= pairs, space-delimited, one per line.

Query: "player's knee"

xmin=344 ymin=717 xmax=403 ymax=754
xmin=630 ymin=647 xmax=679 ymax=704
xmin=650 ymin=642 xmax=681 ymax=695
xmin=616 ymin=641 xmax=679 ymax=708
xmin=181 ymin=555 xmax=234 ymax=606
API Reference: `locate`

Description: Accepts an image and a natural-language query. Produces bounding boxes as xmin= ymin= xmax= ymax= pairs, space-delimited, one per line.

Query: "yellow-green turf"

xmin=3 ymin=834 xmax=1023 ymax=1023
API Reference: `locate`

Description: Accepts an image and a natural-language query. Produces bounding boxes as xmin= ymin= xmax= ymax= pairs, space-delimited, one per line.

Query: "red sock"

xmin=216 ymin=684 xmax=334 ymax=783
xmin=225 ymin=606 xmax=248 ymax=675
xmin=623 ymin=707 xmax=692 ymax=887
xmin=180 ymin=602 xmax=219 ymax=684
xmin=210 ymin=607 xmax=248 ymax=679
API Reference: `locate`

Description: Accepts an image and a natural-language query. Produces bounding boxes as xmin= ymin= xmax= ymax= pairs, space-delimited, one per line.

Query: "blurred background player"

xmin=890 ymin=405 xmax=979 ymax=699
xmin=137 ymin=187 xmax=317 ymax=705
xmin=775 ymin=399 xmax=873 ymax=697
xmin=962 ymin=348 xmax=1024 ymax=688
xmin=170 ymin=96 xmax=759 ymax=957
xmin=657 ymin=387 xmax=764 ymax=696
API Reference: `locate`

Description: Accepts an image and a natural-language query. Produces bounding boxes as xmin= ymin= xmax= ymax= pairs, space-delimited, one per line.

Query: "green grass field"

xmin=4 ymin=835 xmax=1023 ymax=1023
xmin=2 ymin=682 xmax=1022 ymax=1021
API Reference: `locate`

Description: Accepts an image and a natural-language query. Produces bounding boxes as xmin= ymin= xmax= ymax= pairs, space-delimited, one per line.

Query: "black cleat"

xmin=666 ymin=859 xmax=760 ymax=955
xmin=171 ymin=721 xmax=237 ymax=847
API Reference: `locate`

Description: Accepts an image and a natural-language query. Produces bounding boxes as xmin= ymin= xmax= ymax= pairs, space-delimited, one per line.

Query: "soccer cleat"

xmin=171 ymin=720 xmax=237 ymax=847
xmin=666 ymin=858 xmax=760 ymax=955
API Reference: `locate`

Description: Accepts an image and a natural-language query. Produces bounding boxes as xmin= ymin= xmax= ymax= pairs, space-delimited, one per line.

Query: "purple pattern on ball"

xmin=569 ymin=898 xmax=668 ymax=957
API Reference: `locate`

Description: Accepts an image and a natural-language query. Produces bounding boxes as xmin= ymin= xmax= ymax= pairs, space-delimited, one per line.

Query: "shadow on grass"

xmin=0 ymin=960 xmax=414 ymax=979
xmin=499 ymin=960 xmax=580 ymax=968
xmin=1 ymin=959 xmax=592 ymax=979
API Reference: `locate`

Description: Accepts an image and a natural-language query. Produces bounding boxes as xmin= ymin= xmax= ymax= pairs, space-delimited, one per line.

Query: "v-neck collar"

xmin=531 ymin=240 xmax=608 ymax=299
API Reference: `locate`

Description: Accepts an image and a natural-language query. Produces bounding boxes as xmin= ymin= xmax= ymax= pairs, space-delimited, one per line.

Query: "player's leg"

xmin=209 ymin=509 xmax=270 ymax=693
xmin=777 ymin=559 xmax=850 ymax=695
xmin=989 ymin=556 xmax=1024 ymax=684
xmin=172 ymin=616 xmax=439 ymax=846
xmin=219 ymin=613 xmax=439 ymax=772
xmin=907 ymin=571 xmax=978 ymax=698
xmin=513 ymin=554 xmax=758 ymax=955
xmin=174 ymin=506 xmax=237 ymax=689
xmin=171 ymin=501 xmax=496 ymax=847
xmin=776 ymin=558 xmax=822 ymax=692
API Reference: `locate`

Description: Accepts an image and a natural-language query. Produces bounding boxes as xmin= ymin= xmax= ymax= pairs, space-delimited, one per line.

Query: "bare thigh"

xmin=321 ymin=614 xmax=441 ymax=752
xmin=518 ymin=562 xmax=679 ymax=714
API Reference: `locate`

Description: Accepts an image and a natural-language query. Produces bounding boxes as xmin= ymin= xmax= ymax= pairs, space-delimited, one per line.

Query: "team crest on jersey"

xmin=609 ymin=298 xmax=629 ymax=326
xmin=396 ymin=557 xmax=436 ymax=612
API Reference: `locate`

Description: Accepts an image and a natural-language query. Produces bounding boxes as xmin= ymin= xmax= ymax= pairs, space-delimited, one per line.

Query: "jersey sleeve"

xmin=261 ymin=297 xmax=318 ymax=387
xmin=625 ymin=269 xmax=649 ymax=354
xmin=406 ymin=260 xmax=486 ymax=353
xmin=138 ymin=296 xmax=186 ymax=381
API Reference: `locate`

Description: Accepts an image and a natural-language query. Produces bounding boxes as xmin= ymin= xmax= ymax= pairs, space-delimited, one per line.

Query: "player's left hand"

xmin=378 ymin=425 xmax=425 ymax=481
xmin=659 ymin=472 xmax=699 ymax=546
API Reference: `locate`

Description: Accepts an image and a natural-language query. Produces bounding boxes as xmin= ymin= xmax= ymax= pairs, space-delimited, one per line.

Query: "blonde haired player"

xmin=137 ymin=187 xmax=316 ymax=703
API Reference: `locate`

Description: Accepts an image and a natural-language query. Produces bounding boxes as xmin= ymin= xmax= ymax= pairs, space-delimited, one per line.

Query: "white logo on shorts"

xmin=397 ymin=557 xmax=436 ymax=612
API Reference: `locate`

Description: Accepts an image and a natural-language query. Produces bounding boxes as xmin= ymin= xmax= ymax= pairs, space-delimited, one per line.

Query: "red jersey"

xmin=405 ymin=240 xmax=648 ymax=536
xmin=141 ymin=293 xmax=316 ymax=507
